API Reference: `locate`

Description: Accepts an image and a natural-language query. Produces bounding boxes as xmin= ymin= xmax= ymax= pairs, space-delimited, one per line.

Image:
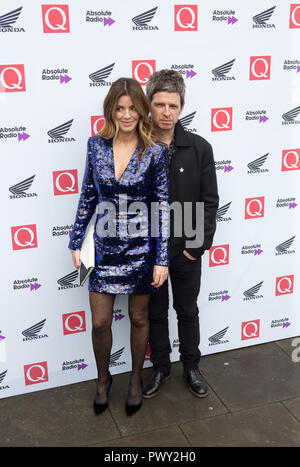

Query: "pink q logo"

xmin=91 ymin=116 xmax=105 ymax=136
xmin=132 ymin=60 xmax=156 ymax=86
xmin=24 ymin=361 xmax=48 ymax=386
xmin=52 ymin=169 xmax=78 ymax=196
xmin=0 ymin=64 xmax=26 ymax=93
xmin=249 ymin=56 xmax=271 ymax=80
xmin=241 ymin=320 xmax=260 ymax=341
xmin=245 ymin=197 xmax=265 ymax=219
xmin=174 ymin=5 xmax=198 ymax=31
xmin=211 ymin=107 xmax=233 ymax=132
xmin=209 ymin=244 xmax=230 ymax=267
xmin=290 ymin=4 xmax=300 ymax=28
xmin=42 ymin=5 xmax=70 ymax=33
xmin=11 ymin=224 xmax=38 ymax=250
xmin=282 ymin=149 xmax=300 ymax=171
xmin=62 ymin=311 xmax=86 ymax=335
xmin=275 ymin=275 xmax=294 ymax=296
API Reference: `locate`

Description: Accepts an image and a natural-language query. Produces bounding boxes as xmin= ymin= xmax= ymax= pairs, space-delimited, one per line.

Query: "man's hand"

xmin=183 ymin=250 xmax=198 ymax=261
xmin=151 ymin=265 xmax=169 ymax=288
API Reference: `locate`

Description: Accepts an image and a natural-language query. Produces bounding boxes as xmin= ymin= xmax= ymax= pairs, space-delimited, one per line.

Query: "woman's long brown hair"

xmin=98 ymin=77 xmax=157 ymax=156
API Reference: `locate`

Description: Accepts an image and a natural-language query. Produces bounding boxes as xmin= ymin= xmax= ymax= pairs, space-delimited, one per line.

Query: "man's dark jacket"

xmin=169 ymin=121 xmax=219 ymax=259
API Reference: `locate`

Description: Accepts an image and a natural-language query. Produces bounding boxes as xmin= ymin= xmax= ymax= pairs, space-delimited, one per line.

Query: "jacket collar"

xmin=174 ymin=121 xmax=192 ymax=147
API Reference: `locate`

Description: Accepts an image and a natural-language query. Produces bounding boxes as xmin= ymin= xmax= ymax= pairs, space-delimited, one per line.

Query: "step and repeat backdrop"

xmin=1 ymin=0 xmax=299 ymax=398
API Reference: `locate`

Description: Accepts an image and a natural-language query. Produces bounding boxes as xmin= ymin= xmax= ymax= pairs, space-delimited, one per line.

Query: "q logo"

xmin=174 ymin=5 xmax=198 ymax=31
xmin=211 ymin=107 xmax=233 ymax=132
xmin=41 ymin=5 xmax=70 ymax=33
xmin=0 ymin=64 xmax=26 ymax=93
xmin=132 ymin=60 xmax=156 ymax=86
xmin=52 ymin=169 xmax=78 ymax=196
xmin=249 ymin=56 xmax=271 ymax=80
xmin=209 ymin=244 xmax=230 ymax=267
xmin=24 ymin=361 xmax=48 ymax=386
xmin=62 ymin=311 xmax=86 ymax=335
xmin=11 ymin=224 xmax=38 ymax=250
xmin=275 ymin=275 xmax=294 ymax=296
xmin=245 ymin=197 xmax=265 ymax=219
xmin=282 ymin=149 xmax=300 ymax=171
xmin=241 ymin=320 xmax=260 ymax=341
xmin=91 ymin=116 xmax=105 ymax=136
xmin=290 ymin=4 xmax=300 ymax=28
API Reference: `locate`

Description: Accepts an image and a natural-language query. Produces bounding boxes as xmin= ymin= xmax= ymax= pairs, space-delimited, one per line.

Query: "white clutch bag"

xmin=79 ymin=214 xmax=95 ymax=286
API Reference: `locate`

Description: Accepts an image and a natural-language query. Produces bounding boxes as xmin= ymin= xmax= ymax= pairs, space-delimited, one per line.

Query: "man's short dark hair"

xmin=146 ymin=69 xmax=185 ymax=107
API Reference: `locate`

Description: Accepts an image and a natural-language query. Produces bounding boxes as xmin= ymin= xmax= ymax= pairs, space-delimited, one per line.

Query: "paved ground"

xmin=1 ymin=337 xmax=300 ymax=447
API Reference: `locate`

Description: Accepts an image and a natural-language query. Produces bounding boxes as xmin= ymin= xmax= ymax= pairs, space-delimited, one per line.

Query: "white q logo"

xmin=64 ymin=313 xmax=84 ymax=332
xmin=213 ymin=110 xmax=231 ymax=129
xmin=246 ymin=199 xmax=263 ymax=217
xmin=0 ymin=66 xmax=23 ymax=90
xmin=14 ymin=227 xmax=35 ymax=247
xmin=44 ymin=7 xmax=67 ymax=30
xmin=133 ymin=62 xmax=154 ymax=84
xmin=251 ymin=58 xmax=270 ymax=78
xmin=26 ymin=364 xmax=47 ymax=382
xmin=176 ymin=7 xmax=196 ymax=28
xmin=283 ymin=150 xmax=300 ymax=169
xmin=242 ymin=322 xmax=259 ymax=338
xmin=291 ymin=6 xmax=300 ymax=26
xmin=211 ymin=246 xmax=228 ymax=264
xmin=55 ymin=172 xmax=76 ymax=192
xmin=277 ymin=277 xmax=293 ymax=294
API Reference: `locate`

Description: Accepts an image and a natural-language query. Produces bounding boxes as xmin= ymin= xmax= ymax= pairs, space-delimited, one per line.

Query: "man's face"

xmin=150 ymin=92 xmax=183 ymax=132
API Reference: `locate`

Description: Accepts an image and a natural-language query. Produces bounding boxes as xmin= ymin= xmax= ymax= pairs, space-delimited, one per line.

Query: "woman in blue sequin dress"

xmin=68 ymin=78 xmax=169 ymax=415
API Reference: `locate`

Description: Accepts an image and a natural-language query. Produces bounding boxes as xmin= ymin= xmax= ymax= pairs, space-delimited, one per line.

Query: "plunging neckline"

xmin=112 ymin=143 xmax=139 ymax=184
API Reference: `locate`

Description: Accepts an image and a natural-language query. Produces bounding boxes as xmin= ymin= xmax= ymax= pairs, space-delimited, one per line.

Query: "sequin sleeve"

xmin=68 ymin=138 xmax=98 ymax=250
xmin=151 ymin=144 xmax=170 ymax=266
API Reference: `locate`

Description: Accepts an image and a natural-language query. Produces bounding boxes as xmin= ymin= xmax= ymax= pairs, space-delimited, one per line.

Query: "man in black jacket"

xmin=143 ymin=69 xmax=219 ymax=399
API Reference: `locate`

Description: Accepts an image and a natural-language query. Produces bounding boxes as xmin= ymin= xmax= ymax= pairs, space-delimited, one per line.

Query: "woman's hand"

xmin=151 ymin=265 xmax=169 ymax=288
xmin=70 ymin=249 xmax=81 ymax=269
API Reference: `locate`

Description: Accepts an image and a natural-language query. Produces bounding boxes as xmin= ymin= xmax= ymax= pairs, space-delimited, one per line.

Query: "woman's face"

xmin=115 ymin=95 xmax=140 ymax=135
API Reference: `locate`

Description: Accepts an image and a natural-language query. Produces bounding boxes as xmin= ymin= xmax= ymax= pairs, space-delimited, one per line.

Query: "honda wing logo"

xmin=247 ymin=154 xmax=268 ymax=173
xmin=252 ymin=6 xmax=276 ymax=26
xmin=132 ymin=6 xmax=158 ymax=29
xmin=9 ymin=175 xmax=36 ymax=198
xmin=243 ymin=281 xmax=263 ymax=300
xmin=208 ymin=327 xmax=229 ymax=346
xmin=212 ymin=59 xmax=235 ymax=79
xmin=179 ymin=111 xmax=196 ymax=129
xmin=109 ymin=347 xmax=126 ymax=367
xmin=275 ymin=236 xmax=295 ymax=255
xmin=57 ymin=270 xmax=79 ymax=289
xmin=0 ymin=6 xmax=23 ymax=29
xmin=216 ymin=201 xmax=231 ymax=222
xmin=282 ymin=105 xmax=300 ymax=124
xmin=22 ymin=319 xmax=47 ymax=341
xmin=89 ymin=63 xmax=114 ymax=86
xmin=47 ymin=119 xmax=73 ymax=139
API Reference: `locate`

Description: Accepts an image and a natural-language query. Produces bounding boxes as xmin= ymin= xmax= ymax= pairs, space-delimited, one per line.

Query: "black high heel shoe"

xmin=93 ymin=373 xmax=112 ymax=415
xmin=125 ymin=379 xmax=143 ymax=416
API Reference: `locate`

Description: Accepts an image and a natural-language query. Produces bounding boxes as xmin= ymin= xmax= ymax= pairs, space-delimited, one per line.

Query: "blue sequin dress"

xmin=68 ymin=136 xmax=169 ymax=294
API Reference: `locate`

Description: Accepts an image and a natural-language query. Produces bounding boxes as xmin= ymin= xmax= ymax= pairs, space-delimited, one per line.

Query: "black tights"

xmin=89 ymin=292 xmax=150 ymax=405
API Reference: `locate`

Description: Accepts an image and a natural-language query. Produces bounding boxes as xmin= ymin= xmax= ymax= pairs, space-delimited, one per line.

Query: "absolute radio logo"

xmin=85 ymin=9 xmax=115 ymax=27
xmin=132 ymin=6 xmax=158 ymax=30
xmin=13 ymin=277 xmax=41 ymax=291
xmin=212 ymin=9 xmax=238 ymax=24
xmin=41 ymin=5 xmax=70 ymax=33
xmin=208 ymin=289 xmax=231 ymax=303
xmin=245 ymin=109 xmax=268 ymax=123
xmin=245 ymin=197 xmax=265 ymax=219
xmin=52 ymin=224 xmax=74 ymax=238
xmin=170 ymin=63 xmax=197 ymax=79
xmin=252 ymin=6 xmax=276 ymax=28
xmin=89 ymin=63 xmax=115 ymax=87
xmin=289 ymin=4 xmax=300 ymax=28
xmin=42 ymin=67 xmax=72 ymax=84
xmin=174 ymin=5 xmax=198 ymax=31
xmin=91 ymin=116 xmax=105 ymax=136
xmin=209 ymin=244 xmax=230 ymax=267
xmin=249 ymin=56 xmax=271 ymax=80
xmin=62 ymin=358 xmax=88 ymax=372
xmin=47 ymin=119 xmax=75 ymax=143
xmin=9 ymin=175 xmax=37 ymax=199
xmin=132 ymin=60 xmax=156 ymax=86
xmin=11 ymin=224 xmax=38 ymax=250
xmin=276 ymin=196 xmax=297 ymax=209
xmin=52 ymin=170 xmax=78 ymax=196
xmin=62 ymin=311 xmax=86 ymax=335
xmin=0 ymin=64 xmax=26 ymax=93
xmin=215 ymin=159 xmax=234 ymax=174
xmin=211 ymin=107 xmax=232 ymax=131
xmin=0 ymin=6 xmax=25 ymax=33
xmin=0 ymin=125 xmax=30 ymax=141
xmin=283 ymin=59 xmax=300 ymax=73
xmin=241 ymin=244 xmax=263 ymax=256
xmin=212 ymin=59 xmax=235 ymax=81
